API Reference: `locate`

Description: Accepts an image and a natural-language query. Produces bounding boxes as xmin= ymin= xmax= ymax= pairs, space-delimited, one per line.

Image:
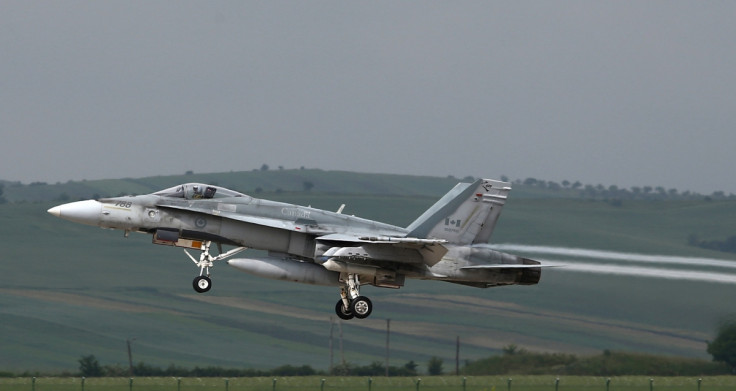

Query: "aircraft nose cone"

xmin=47 ymin=199 xmax=103 ymax=226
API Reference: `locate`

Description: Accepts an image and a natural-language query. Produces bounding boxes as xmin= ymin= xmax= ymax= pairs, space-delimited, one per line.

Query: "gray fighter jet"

xmin=48 ymin=178 xmax=543 ymax=319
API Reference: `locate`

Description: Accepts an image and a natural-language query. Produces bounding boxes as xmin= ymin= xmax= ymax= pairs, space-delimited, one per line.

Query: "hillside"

xmin=2 ymin=170 xmax=736 ymax=373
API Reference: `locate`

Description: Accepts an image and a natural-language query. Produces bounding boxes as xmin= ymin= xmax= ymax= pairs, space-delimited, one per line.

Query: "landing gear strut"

xmin=184 ymin=241 xmax=246 ymax=293
xmin=334 ymin=273 xmax=373 ymax=320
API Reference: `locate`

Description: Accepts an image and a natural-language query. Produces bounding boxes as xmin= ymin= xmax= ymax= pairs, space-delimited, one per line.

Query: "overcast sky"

xmin=2 ymin=2 xmax=735 ymax=193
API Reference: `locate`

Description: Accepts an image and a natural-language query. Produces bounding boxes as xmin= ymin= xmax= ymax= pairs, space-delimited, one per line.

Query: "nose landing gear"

xmin=184 ymin=241 xmax=247 ymax=293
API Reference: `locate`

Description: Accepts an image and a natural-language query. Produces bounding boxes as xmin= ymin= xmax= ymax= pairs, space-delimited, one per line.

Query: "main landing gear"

xmin=335 ymin=273 xmax=373 ymax=320
xmin=184 ymin=241 xmax=246 ymax=293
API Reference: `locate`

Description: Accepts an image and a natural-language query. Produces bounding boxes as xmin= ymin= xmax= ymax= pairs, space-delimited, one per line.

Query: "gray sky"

xmin=2 ymin=2 xmax=735 ymax=193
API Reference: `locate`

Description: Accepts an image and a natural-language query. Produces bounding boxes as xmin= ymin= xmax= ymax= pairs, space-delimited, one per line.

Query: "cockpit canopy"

xmin=153 ymin=183 xmax=247 ymax=200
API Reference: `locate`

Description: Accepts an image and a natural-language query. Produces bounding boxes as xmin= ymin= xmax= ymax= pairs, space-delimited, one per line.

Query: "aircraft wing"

xmin=317 ymin=233 xmax=447 ymax=245
xmin=461 ymin=264 xmax=551 ymax=269
xmin=316 ymin=233 xmax=449 ymax=266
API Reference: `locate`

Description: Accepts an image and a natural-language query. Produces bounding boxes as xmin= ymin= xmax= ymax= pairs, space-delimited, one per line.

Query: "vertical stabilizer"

xmin=406 ymin=179 xmax=511 ymax=245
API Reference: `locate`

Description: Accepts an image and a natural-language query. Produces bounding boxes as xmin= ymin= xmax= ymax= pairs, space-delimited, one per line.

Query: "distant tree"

xmin=500 ymin=175 xmax=509 ymax=182
xmin=0 ymin=184 xmax=6 ymax=204
xmin=502 ymin=344 xmax=523 ymax=355
xmin=572 ymin=181 xmax=582 ymax=190
xmin=260 ymin=164 xmax=269 ymax=171
xmin=185 ymin=170 xmax=194 ymax=175
xmin=712 ymin=191 xmax=726 ymax=199
xmin=428 ymin=356 xmax=444 ymax=375
xmin=582 ymin=185 xmax=596 ymax=198
xmin=402 ymin=360 xmax=418 ymax=376
xmin=562 ymin=180 xmax=570 ymax=188
xmin=303 ymin=181 xmax=314 ymax=192
xmin=707 ymin=320 xmax=736 ymax=370
xmin=270 ymin=364 xmax=316 ymax=376
xmin=78 ymin=355 xmax=103 ymax=377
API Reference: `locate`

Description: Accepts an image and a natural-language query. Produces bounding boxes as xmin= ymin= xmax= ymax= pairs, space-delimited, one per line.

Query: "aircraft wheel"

xmin=335 ymin=299 xmax=354 ymax=320
xmin=193 ymin=276 xmax=212 ymax=293
xmin=350 ymin=296 xmax=372 ymax=319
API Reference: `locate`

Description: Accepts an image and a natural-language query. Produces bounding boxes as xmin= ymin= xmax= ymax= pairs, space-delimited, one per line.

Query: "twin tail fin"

xmin=405 ymin=178 xmax=511 ymax=245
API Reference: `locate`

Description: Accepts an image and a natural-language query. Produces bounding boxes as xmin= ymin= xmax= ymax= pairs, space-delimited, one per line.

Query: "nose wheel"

xmin=184 ymin=241 xmax=247 ymax=293
xmin=193 ymin=276 xmax=212 ymax=293
xmin=334 ymin=274 xmax=373 ymax=319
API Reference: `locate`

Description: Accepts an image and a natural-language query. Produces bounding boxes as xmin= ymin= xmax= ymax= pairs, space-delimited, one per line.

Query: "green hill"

xmin=2 ymin=170 xmax=735 ymax=373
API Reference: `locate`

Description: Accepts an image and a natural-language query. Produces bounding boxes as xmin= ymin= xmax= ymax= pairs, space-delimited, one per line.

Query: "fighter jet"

xmin=48 ymin=178 xmax=543 ymax=320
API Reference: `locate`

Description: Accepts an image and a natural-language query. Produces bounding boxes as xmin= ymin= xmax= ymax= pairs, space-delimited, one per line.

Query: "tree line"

xmin=73 ymin=355 xmax=442 ymax=378
xmin=70 ymin=322 xmax=736 ymax=378
xmin=63 ymin=334 xmax=735 ymax=378
xmin=508 ymin=176 xmax=734 ymax=202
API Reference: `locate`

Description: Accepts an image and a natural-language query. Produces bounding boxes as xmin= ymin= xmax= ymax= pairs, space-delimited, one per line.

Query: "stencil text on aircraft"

xmin=281 ymin=208 xmax=311 ymax=219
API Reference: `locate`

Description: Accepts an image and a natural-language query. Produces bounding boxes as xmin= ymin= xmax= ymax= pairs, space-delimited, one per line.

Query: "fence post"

xmin=177 ymin=378 xmax=181 ymax=391
xmin=272 ymin=378 xmax=277 ymax=391
xmin=462 ymin=377 xmax=467 ymax=391
xmin=81 ymin=377 xmax=85 ymax=391
xmin=697 ymin=378 xmax=702 ymax=391
xmin=225 ymin=379 xmax=229 ymax=391
xmin=555 ymin=377 xmax=559 ymax=391
xmin=368 ymin=378 xmax=372 ymax=391
xmin=606 ymin=378 xmax=610 ymax=391
xmin=32 ymin=377 xmax=36 ymax=391
xmin=129 ymin=378 xmax=133 ymax=391
xmin=321 ymin=378 xmax=326 ymax=391
xmin=415 ymin=378 xmax=421 ymax=391
xmin=507 ymin=378 xmax=512 ymax=391
xmin=649 ymin=378 xmax=654 ymax=391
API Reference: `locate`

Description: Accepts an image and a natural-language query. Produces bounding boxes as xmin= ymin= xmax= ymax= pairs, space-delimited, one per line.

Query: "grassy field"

xmin=2 ymin=376 xmax=736 ymax=391
xmin=2 ymin=171 xmax=736 ymax=373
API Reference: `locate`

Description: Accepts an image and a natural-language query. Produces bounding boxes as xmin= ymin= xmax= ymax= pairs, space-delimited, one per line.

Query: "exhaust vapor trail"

xmin=492 ymin=244 xmax=736 ymax=284
xmin=539 ymin=260 xmax=736 ymax=284
xmin=493 ymin=244 xmax=736 ymax=269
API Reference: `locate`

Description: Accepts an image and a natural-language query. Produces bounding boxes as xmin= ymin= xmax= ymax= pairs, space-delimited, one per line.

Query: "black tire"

xmin=350 ymin=296 xmax=372 ymax=319
xmin=335 ymin=299 xmax=354 ymax=320
xmin=193 ymin=276 xmax=212 ymax=293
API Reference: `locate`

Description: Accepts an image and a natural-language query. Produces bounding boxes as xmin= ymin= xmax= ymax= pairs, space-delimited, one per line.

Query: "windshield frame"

xmin=153 ymin=183 xmax=248 ymax=200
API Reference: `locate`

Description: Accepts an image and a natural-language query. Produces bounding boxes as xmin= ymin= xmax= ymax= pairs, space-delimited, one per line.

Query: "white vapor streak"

xmin=540 ymin=260 xmax=736 ymax=284
xmin=493 ymin=244 xmax=736 ymax=269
